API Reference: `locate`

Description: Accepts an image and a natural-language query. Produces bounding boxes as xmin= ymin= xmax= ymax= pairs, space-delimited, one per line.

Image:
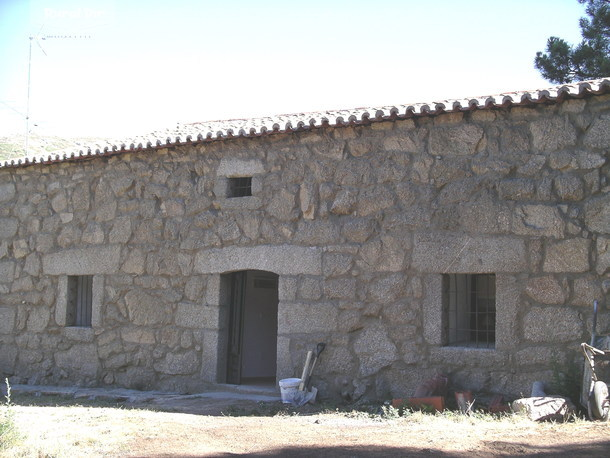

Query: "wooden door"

xmin=226 ymin=271 xmax=246 ymax=384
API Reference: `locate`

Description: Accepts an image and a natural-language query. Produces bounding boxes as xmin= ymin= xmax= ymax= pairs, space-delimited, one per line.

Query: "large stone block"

xmin=577 ymin=151 xmax=606 ymax=169
xmin=121 ymin=327 xmax=155 ymax=344
xmin=356 ymin=186 xmax=395 ymax=216
xmin=0 ymin=182 xmax=16 ymax=203
xmin=597 ymin=237 xmax=610 ymax=275
xmin=50 ymin=191 xmax=68 ymax=213
xmin=324 ymin=346 xmax=357 ymax=374
xmin=571 ymin=276 xmax=601 ymax=306
xmin=0 ymin=217 xmax=18 ymax=239
xmin=342 ymin=217 xmax=376 ymax=243
xmin=530 ymin=117 xmax=577 ymax=152
xmin=26 ymin=307 xmax=50 ymax=332
xmin=121 ymin=248 xmax=146 ymax=275
xmin=514 ymin=347 xmax=567 ymax=366
xmin=154 ymin=351 xmax=199 ymax=375
xmin=428 ymin=346 xmax=508 ymax=367
xmin=217 ymin=158 xmax=264 ymax=176
xmin=175 ymin=303 xmax=218 ymax=329
xmin=266 ymin=188 xmax=297 ymax=221
xmin=367 ymin=273 xmax=407 ymax=304
xmin=428 ymin=124 xmax=484 ymax=156
xmin=0 ymin=261 xmax=15 ymax=283
xmin=201 ymin=330 xmax=221 ymax=382
xmin=353 ymin=323 xmax=397 ymax=377
xmin=0 ymin=307 xmax=15 ymax=333
xmin=294 ymin=220 xmax=340 ymax=245
xmin=412 ymin=233 xmax=526 ymax=273
xmin=278 ymin=302 xmax=338 ymax=334
xmin=523 ymin=307 xmax=583 ymax=342
xmin=308 ymin=140 xmax=345 ymax=160
xmin=55 ymin=344 xmax=99 ymax=378
xmin=458 ymin=195 xmax=511 ymax=234
xmin=358 ymin=236 xmax=406 ymax=272
xmin=583 ymin=116 xmax=610 ymax=149
xmin=0 ymin=343 xmax=17 ymax=373
xmin=42 ymin=246 xmax=121 ymax=275
xmin=278 ymin=276 xmax=297 ymax=302
xmin=512 ymin=205 xmax=564 ymax=238
xmin=323 ymin=278 xmax=356 ymax=300
xmin=323 ymin=253 xmax=353 ymax=277
xmin=330 ymin=188 xmax=357 ymax=215
xmin=553 ymin=174 xmax=584 ymax=201
xmin=124 ymin=290 xmax=170 ymax=326
xmin=525 ymin=276 xmax=566 ymax=304
xmin=543 ymin=239 xmax=590 ymax=273
xmin=63 ymin=327 xmax=95 ymax=342
xmin=297 ymin=277 xmax=322 ymax=300
xmin=109 ymin=216 xmax=132 ymax=243
xmin=584 ymin=194 xmax=610 ymax=233
xmin=194 ymin=245 xmax=322 ymax=275
xmin=382 ymin=133 xmax=421 ymax=153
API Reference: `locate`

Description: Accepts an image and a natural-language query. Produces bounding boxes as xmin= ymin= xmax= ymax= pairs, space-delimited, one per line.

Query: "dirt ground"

xmin=4 ymin=392 xmax=610 ymax=457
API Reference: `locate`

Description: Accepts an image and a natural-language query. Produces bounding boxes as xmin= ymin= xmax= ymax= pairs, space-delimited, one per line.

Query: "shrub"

xmin=0 ymin=378 xmax=19 ymax=451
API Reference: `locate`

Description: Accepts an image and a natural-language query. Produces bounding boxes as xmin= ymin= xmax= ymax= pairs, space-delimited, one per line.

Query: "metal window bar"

xmin=443 ymin=274 xmax=495 ymax=349
xmin=66 ymin=276 xmax=78 ymax=326
xmin=228 ymin=177 xmax=252 ymax=198
xmin=76 ymin=275 xmax=93 ymax=327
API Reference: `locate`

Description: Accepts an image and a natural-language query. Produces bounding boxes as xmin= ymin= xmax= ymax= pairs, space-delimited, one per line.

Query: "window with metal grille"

xmin=442 ymin=273 xmax=496 ymax=349
xmin=228 ymin=177 xmax=252 ymax=198
xmin=66 ymin=275 xmax=93 ymax=327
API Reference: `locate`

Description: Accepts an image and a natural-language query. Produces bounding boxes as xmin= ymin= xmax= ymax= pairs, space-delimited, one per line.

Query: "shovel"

xmin=305 ymin=342 xmax=326 ymax=391
xmin=293 ymin=342 xmax=326 ymax=407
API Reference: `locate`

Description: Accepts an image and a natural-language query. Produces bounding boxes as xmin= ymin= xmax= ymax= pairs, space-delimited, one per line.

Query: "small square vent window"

xmin=228 ymin=177 xmax=252 ymax=198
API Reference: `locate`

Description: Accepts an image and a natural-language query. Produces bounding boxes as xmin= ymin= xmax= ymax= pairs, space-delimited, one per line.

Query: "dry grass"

xmin=2 ymin=393 xmax=610 ymax=457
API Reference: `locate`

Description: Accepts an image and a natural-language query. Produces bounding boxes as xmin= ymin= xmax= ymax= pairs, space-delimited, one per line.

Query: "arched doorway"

xmin=225 ymin=270 xmax=278 ymax=385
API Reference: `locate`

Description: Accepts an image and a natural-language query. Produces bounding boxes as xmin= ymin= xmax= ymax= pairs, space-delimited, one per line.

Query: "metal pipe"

xmin=591 ymin=300 xmax=598 ymax=347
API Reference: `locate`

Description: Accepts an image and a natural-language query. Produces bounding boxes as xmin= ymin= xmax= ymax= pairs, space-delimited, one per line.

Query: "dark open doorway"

xmin=226 ymin=270 xmax=278 ymax=385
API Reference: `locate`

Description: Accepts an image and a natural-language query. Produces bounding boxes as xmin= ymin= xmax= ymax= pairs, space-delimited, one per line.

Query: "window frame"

xmin=423 ymin=273 xmax=517 ymax=353
xmin=442 ymin=273 xmax=496 ymax=349
xmin=227 ymin=176 xmax=253 ymax=198
xmin=67 ymin=275 xmax=94 ymax=327
xmin=55 ymin=275 xmax=103 ymax=329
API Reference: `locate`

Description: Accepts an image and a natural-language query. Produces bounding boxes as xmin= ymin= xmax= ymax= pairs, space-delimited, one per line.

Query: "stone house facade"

xmin=0 ymin=79 xmax=609 ymax=400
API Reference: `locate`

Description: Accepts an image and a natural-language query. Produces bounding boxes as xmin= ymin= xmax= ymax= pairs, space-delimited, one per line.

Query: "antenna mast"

xmin=24 ymin=33 xmax=90 ymax=156
xmin=25 ymin=37 xmax=33 ymax=156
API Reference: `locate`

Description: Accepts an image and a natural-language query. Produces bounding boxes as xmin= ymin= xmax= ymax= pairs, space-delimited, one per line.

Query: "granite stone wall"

xmin=1 ymin=95 xmax=609 ymax=400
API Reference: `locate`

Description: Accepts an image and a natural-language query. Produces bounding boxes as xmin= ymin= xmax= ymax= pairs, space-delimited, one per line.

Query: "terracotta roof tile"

xmin=2 ymin=77 xmax=609 ymax=169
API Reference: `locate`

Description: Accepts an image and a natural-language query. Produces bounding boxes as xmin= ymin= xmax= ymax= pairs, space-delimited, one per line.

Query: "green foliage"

xmin=535 ymin=0 xmax=610 ymax=83
xmin=0 ymin=379 xmax=20 ymax=451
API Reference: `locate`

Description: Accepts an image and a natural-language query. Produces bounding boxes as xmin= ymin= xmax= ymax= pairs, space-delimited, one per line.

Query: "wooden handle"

xmin=299 ymin=351 xmax=313 ymax=391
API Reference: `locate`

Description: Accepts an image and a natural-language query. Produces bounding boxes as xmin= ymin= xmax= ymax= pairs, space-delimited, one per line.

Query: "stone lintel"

xmin=194 ymin=245 xmax=322 ymax=276
xmin=412 ymin=233 xmax=526 ymax=273
xmin=43 ymin=246 xmax=121 ymax=275
xmin=217 ymin=158 xmax=264 ymax=177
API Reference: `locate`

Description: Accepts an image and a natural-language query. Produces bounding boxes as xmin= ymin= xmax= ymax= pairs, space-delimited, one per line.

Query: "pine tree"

xmin=535 ymin=0 xmax=610 ymax=83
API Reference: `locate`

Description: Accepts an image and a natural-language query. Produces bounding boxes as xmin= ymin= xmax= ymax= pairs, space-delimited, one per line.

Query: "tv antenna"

xmin=25 ymin=29 xmax=91 ymax=155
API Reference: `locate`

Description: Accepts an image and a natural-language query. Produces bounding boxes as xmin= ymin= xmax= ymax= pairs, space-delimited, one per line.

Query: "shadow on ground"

xmin=9 ymin=388 xmax=342 ymax=417
xmin=132 ymin=440 xmax=610 ymax=457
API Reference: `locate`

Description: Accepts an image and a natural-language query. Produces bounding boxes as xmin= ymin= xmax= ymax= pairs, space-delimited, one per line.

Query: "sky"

xmin=0 ymin=0 xmax=588 ymax=139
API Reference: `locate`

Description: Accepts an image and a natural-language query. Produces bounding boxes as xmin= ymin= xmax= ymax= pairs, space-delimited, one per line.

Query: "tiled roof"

xmin=2 ymin=77 xmax=609 ymax=169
